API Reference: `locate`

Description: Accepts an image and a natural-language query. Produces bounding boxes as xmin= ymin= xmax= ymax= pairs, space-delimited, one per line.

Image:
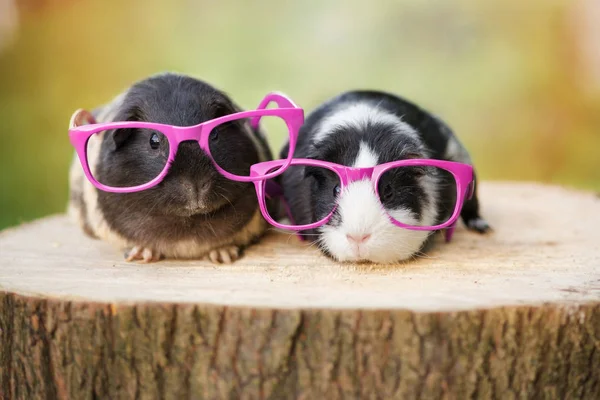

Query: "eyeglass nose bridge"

xmin=344 ymin=167 xmax=374 ymax=183
xmin=172 ymin=124 xmax=205 ymax=142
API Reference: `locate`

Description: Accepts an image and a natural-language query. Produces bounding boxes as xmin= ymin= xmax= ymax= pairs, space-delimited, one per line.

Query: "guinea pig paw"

xmin=124 ymin=246 xmax=162 ymax=263
xmin=206 ymin=245 xmax=241 ymax=264
xmin=466 ymin=218 xmax=492 ymax=234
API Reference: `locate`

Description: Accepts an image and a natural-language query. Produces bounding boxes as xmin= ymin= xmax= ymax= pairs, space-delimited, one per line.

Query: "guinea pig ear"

xmin=69 ymin=109 xmax=96 ymax=128
xmin=402 ymin=152 xmax=423 ymax=160
xmin=303 ymin=165 xmax=326 ymax=182
xmin=213 ymin=101 xmax=236 ymax=118
xmin=105 ymin=106 xmax=141 ymax=151
xmin=303 ymin=165 xmax=315 ymax=178
xmin=106 ymin=128 xmax=133 ymax=151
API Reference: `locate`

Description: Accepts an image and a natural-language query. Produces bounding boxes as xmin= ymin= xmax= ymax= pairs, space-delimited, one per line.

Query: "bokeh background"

xmin=1 ymin=0 xmax=599 ymax=230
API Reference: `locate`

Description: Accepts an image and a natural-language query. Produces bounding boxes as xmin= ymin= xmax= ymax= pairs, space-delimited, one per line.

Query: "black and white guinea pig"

xmin=279 ymin=90 xmax=490 ymax=263
xmin=68 ymin=72 xmax=273 ymax=263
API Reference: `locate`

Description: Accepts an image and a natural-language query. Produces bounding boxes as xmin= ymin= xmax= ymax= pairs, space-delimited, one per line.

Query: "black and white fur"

xmin=279 ymin=90 xmax=490 ymax=263
xmin=68 ymin=72 xmax=273 ymax=263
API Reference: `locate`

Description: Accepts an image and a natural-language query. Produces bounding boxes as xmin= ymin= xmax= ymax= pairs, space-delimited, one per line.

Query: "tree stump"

xmin=0 ymin=182 xmax=599 ymax=399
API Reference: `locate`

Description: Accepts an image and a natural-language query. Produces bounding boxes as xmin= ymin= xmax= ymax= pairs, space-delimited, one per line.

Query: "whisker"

xmin=216 ymin=191 xmax=236 ymax=214
xmin=200 ymin=213 xmax=218 ymax=237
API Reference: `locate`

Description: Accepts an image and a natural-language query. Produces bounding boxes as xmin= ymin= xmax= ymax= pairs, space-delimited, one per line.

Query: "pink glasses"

xmin=250 ymin=158 xmax=475 ymax=241
xmin=68 ymin=92 xmax=304 ymax=193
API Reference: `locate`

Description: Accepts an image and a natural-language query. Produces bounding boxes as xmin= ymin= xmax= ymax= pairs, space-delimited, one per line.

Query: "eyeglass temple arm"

xmin=444 ymin=223 xmax=456 ymax=243
xmin=264 ymin=180 xmax=306 ymax=242
xmin=250 ymin=92 xmax=298 ymax=130
xmin=445 ymin=179 xmax=476 ymax=243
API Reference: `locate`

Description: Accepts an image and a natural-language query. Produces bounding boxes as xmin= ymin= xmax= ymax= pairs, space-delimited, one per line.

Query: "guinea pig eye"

xmin=333 ymin=184 xmax=341 ymax=197
xmin=149 ymin=133 xmax=161 ymax=150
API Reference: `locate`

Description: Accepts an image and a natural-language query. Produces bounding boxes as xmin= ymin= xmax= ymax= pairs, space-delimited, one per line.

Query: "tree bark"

xmin=1 ymin=182 xmax=599 ymax=399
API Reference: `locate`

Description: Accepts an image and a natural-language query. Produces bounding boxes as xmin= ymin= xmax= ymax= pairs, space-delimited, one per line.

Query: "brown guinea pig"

xmin=68 ymin=72 xmax=273 ymax=263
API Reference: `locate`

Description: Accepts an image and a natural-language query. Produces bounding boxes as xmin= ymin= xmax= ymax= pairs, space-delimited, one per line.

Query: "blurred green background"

xmin=1 ymin=0 xmax=599 ymax=230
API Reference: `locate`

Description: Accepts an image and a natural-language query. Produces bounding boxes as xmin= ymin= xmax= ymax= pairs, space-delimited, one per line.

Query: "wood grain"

xmin=1 ymin=181 xmax=599 ymax=399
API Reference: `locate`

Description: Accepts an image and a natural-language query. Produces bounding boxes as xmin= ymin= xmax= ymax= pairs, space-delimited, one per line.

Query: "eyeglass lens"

xmin=87 ymin=127 xmax=170 ymax=188
xmin=263 ymin=164 xmax=342 ymax=227
xmin=377 ymin=165 xmax=458 ymax=227
xmin=209 ymin=115 xmax=290 ymax=177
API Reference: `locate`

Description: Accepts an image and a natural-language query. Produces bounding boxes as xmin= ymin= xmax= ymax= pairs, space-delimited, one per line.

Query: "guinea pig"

xmin=68 ymin=72 xmax=273 ymax=263
xmin=279 ymin=90 xmax=490 ymax=263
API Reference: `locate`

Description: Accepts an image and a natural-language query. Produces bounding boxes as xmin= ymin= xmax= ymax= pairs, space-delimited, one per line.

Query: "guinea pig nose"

xmin=182 ymin=179 xmax=211 ymax=202
xmin=346 ymin=233 xmax=371 ymax=244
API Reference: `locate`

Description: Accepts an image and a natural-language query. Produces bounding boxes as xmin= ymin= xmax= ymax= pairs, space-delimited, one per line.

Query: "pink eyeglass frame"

xmin=68 ymin=92 xmax=304 ymax=193
xmin=251 ymin=158 xmax=475 ymax=242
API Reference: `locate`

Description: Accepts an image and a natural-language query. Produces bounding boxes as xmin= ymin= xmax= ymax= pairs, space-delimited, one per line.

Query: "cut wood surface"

xmin=1 ymin=181 xmax=599 ymax=399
